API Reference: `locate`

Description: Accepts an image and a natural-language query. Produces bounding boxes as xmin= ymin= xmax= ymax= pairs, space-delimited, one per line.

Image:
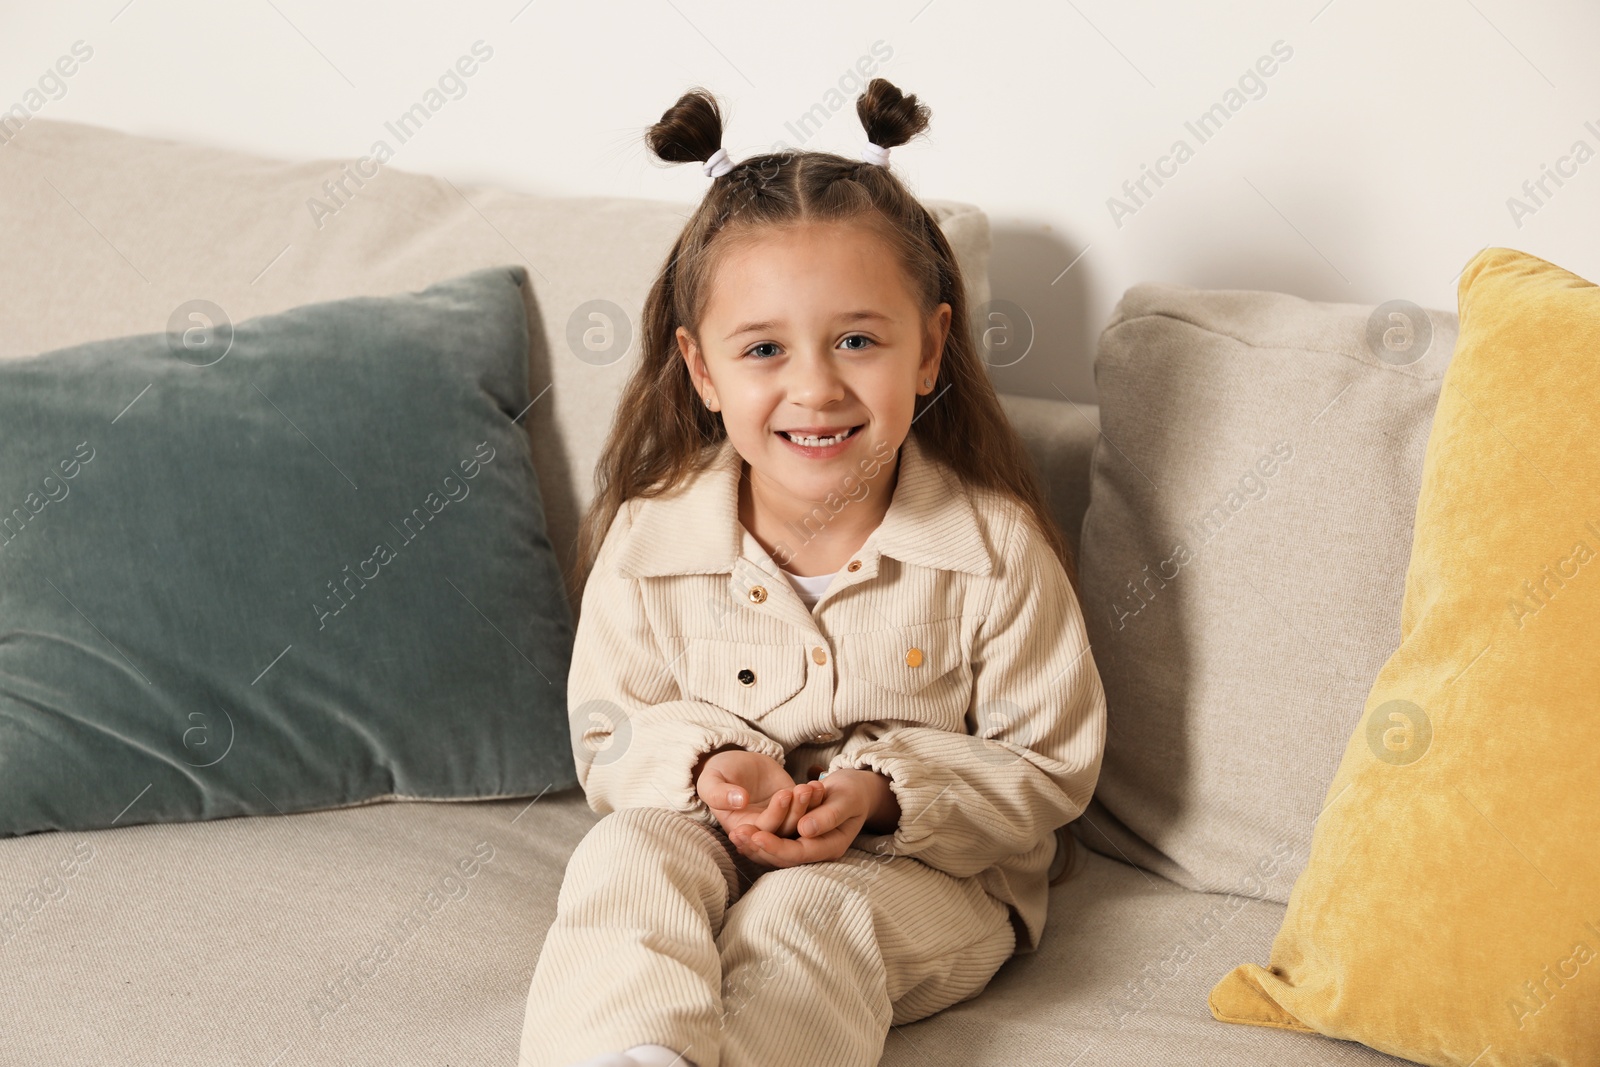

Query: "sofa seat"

xmin=3 ymin=786 xmax=1410 ymax=1065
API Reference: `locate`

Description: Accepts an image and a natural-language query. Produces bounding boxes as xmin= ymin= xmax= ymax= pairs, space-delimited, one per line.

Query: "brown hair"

xmin=572 ymin=78 xmax=1076 ymax=601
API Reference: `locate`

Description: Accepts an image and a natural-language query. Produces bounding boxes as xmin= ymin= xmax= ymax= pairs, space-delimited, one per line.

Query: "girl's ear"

xmin=675 ymin=324 xmax=699 ymax=378
xmin=921 ymin=302 xmax=952 ymax=387
xmin=676 ymin=325 xmax=718 ymax=410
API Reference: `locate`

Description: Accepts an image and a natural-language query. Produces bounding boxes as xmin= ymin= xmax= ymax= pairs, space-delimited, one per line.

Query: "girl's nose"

xmin=783 ymin=351 xmax=847 ymax=404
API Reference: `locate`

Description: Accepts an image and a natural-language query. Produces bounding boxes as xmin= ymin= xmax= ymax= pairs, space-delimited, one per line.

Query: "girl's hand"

xmin=694 ymin=748 xmax=821 ymax=841
xmin=735 ymin=778 xmax=826 ymax=840
xmin=728 ymin=769 xmax=893 ymax=868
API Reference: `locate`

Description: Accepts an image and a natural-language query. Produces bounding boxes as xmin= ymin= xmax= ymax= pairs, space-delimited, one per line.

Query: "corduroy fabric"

xmin=519 ymin=805 xmax=1016 ymax=1067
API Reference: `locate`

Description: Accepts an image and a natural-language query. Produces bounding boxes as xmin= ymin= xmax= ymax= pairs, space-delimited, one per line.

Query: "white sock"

xmin=626 ymin=1044 xmax=698 ymax=1067
xmin=560 ymin=1042 xmax=696 ymax=1067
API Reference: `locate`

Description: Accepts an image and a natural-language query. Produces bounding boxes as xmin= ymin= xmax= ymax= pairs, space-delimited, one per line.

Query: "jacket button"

xmin=811 ymin=646 xmax=827 ymax=665
xmin=905 ymin=647 xmax=924 ymax=668
xmin=749 ymin=585 xmax=768 ymax=603
xmin=737 ymin=668 xmax=755 ymax=685
xmin=812 ymin=731 xmax=838 ymax=743
xmin=847 ymin=560 xmax=862 ymax=572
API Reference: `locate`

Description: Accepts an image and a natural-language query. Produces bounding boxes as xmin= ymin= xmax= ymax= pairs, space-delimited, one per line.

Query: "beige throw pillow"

xmin=1074 ymin=283 xmax=1456 ymax=903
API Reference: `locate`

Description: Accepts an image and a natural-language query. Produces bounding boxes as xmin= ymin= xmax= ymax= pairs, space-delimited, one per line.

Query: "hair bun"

xmin=646 ymin=86 xmax=728 ymax=170
xmin=856 ymin=77 xmax=931 ymax=152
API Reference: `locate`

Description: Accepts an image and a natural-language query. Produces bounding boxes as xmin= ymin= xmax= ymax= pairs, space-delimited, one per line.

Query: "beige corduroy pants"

xmin=519 ymin=805 xmax=1017 ymax=1067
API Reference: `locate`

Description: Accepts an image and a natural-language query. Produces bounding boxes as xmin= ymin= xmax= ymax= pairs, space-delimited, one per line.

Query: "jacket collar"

xmin=614 ymin=429 xmax=993 ymax=579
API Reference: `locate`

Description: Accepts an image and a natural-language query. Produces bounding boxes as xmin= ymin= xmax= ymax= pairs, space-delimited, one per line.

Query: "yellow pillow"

xmin=1207 ymin=247 xmax=1600 ymax=1066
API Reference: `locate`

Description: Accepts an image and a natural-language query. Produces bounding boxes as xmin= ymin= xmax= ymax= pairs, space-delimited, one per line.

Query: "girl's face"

xmin=676 ymin=220 xmax=951 ymax=508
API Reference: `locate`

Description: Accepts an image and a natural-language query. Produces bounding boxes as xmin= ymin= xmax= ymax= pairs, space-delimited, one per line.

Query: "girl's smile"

xmin=774 ymin=422 xmax=865 ymax=457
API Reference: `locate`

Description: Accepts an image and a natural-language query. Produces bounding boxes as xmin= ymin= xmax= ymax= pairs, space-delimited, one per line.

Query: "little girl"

xmin=520 ymin=78 xmax=1106 ymax=1067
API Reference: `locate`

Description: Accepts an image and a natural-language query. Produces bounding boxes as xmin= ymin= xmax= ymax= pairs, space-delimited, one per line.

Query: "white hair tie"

xmin=703 ymin=146 xmax=733 ymax=178
xmin=861 ymin=140 xmax=890 ymax=167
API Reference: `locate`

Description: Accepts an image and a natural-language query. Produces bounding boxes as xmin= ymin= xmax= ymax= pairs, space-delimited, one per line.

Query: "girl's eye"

xmin=840 ymin=334 xmax=876 ymax=351
xmin=746 ymin=342 xmax=780 ymax=360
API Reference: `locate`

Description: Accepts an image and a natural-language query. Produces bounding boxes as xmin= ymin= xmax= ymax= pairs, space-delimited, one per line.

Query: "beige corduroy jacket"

xmin=568 ymin=429 xmax=1106 ymax=954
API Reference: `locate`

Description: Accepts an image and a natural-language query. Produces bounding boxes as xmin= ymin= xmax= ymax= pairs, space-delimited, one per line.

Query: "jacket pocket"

xmin=681 ymin=638 xmax=807 ymax=722
xmin=838 ymin=617 xmax=965 ymax=696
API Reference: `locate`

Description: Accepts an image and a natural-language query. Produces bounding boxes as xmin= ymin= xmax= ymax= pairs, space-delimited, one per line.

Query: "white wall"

xmin=3 ymin=0 xmax=1595 ymax=403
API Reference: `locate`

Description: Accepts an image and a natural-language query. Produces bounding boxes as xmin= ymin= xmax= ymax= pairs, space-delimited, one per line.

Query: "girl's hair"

xmin=572 ymin=78 xmax=1077 ymax=600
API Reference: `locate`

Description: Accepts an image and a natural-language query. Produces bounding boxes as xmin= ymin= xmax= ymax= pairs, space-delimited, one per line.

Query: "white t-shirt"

xmin=780 ymin=566 xmax=837 ymax=608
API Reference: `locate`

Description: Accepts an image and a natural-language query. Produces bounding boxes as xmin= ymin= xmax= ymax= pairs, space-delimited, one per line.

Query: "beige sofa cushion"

xmin=1073 ymin=284 xmax=1457 ymax=904
xmin=0 ymin=787 xmax=1413 ymax=1065
xmin=0 ymin=117 xmax=991 ymax=605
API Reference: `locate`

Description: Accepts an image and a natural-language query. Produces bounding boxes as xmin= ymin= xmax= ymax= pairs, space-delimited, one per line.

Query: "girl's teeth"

xmin=784 ymin=427 xmax=854 ymax=447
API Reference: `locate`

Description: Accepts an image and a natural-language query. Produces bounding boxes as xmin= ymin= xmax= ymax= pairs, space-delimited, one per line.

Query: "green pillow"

xmin=0 ymin=265 xmax=575 ymax=836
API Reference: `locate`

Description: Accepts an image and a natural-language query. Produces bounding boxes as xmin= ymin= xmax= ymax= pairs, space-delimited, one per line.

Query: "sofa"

xmin=0 ymin=117 xmax=1432 ymax=1066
